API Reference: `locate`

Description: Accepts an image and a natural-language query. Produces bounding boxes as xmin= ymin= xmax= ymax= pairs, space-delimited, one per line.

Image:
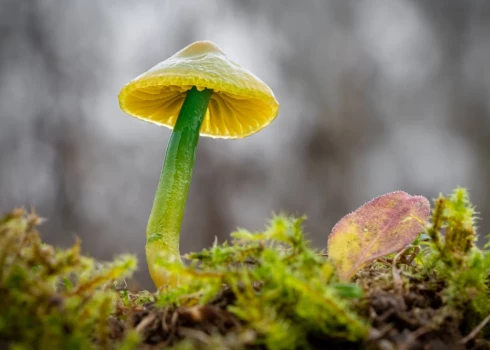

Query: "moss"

xmin=417 ymin=189 xmax=490 ymax=338
xmin=0 ymin=209 xmax=137 ymax=349
xmin=1 ymin=188 xmax=490 ymax=349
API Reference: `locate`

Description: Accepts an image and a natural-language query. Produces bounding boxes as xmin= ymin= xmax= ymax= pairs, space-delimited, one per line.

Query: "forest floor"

xmin=0 ymin=189 xmax=489 ymax=349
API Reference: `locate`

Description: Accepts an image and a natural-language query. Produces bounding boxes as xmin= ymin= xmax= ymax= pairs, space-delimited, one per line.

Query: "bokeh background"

xmin=1 ymin=0 xmax=490 ymax=287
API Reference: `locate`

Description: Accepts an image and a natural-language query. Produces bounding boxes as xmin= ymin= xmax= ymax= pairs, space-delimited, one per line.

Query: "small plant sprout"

xmin=118 ymin=41 xmax=279 ymax=288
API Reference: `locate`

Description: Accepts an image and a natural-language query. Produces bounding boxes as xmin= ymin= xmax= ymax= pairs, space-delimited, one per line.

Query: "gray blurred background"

xmin=1 ymin=0 xmax=489 ymax=287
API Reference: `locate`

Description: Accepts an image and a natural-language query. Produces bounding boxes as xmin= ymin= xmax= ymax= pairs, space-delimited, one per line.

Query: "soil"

xmin=114 ymin=277 xmax=490 ymax=350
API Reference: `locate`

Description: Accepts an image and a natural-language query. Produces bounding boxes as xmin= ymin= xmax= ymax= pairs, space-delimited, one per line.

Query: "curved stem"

xmin=146 ymin=87 xmax=213 ymax=288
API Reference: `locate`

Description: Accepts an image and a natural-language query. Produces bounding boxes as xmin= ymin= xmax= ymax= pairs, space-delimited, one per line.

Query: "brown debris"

xmin=360 ymin=269 xmax=485 ymax=350
xmin=126 ymin=302 xmax=244 ymax=348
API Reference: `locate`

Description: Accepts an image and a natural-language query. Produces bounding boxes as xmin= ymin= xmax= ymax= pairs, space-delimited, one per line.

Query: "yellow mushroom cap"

xmin=118 ymin=41 xmax=279 ymax=139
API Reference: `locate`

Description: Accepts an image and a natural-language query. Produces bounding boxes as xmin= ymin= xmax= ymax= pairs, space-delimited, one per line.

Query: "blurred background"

xmin=1 ymin=0 xmax=489 ymax=287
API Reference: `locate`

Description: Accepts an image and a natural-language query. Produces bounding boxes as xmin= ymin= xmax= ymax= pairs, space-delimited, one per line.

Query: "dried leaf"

xmin=328 ymin=191 xmax=430 ymax=280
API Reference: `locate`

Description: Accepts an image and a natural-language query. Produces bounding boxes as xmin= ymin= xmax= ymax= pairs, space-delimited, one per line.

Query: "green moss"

xmin=0 ymin=209 xmax=137 ymax=349
xmin=159 ymin=215 xmax=368 ymax=348
xmin=417 ymin=188 xmax=490 ymax=334
xmin=1 ymin=188 xmax=490 ymax=349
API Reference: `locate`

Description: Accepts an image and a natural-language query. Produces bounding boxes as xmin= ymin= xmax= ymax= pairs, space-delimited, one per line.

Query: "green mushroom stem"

xmin=146 ymin=86 xmax=213 ymax=287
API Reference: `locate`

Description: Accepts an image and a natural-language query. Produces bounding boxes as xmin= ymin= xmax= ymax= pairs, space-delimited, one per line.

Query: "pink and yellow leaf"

xmin=327 ymin=191 xmax=430 ymax=280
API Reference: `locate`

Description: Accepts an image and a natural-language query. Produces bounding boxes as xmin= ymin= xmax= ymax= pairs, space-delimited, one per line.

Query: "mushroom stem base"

xmin=146 ymin=86 xmax=213 ymax=289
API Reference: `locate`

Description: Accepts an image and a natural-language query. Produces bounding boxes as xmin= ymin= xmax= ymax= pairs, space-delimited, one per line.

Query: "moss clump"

xmin=1 ymin=188 xmax=490 ymax=349
xmin=155 ymin=215 xmax=368 ymax=349
xmin=419 ymin=189 xmax=490 ymax=341
xmin=0 ymin=209 xmax=137 ymax=349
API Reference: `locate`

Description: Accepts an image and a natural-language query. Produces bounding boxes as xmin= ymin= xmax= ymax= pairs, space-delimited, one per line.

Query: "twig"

xmin=178 ymin=327 xmax=210 ymax=343
xmin=392 ymin=246 xmax=410 ymax=293
xmin=135 ymin=314 xmax=156 ymax=333
xmin=459 ymin=313 xmax=490 ymax=344
xmin=161 ymin=307 xmax=170 ymax=332
xmin=398 ymin=325 xmax=433 ymax=350
xmin=401 ymin=246 xmax=419 ymax=265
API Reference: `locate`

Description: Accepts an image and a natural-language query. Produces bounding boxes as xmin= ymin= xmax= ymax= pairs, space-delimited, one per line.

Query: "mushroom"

xmin=118 ymin=41 xmax=279 ymax=288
